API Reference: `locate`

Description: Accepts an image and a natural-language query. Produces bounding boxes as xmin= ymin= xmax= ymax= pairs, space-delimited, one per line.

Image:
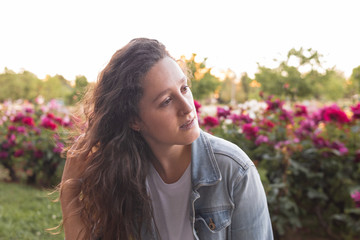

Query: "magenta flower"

xmin=34 ymin=150 xmax=44 ymax=159
xmin=0 ymin=151 xmax=8 ymax=158
xmin=230 ymin=113 xmax=253 ymax=125
xmin=22 ymin=116 xmax=35 ymax=127
xmin=194 ymin=100 xmax=201 ymax=114
xmin=259 ymin=119 xmax=275 ymax=130
xmin=54 ymin=117 xmax=63 ymax=125
xmin=14 ymin=149 xmax=24 ymax=157
xmin=321 ymin=105 xmax=350 ymax=124
xmin=312 ymin=136 xmax=330 ymax=148
xmin=255 ymin=135 xmax=269 ymax=145
xmin=242 ymin=123 xmax=259 ymax=140
xmin=16 ymin=126 xmax=26 ymax=133
xmin=330 ymin=141 xmax=348 ymax=155
xmin=41 ymin=117 xmax=57 ymax=130
xmin=350 ymin=103 xmax=360 ymax=120
xmin=8 ymin=134 xmax=16 ymax=144
xmin=295 ymin=119 xmax=316 ymax=139
xmin=12 ymin=113 xmax=24 ymax=122
xmin=355 ymin=150 xmax=360 ymax=163
xmin=25 ymin=107 xmax=34 ymax=114
xmin=53 ymin=142 xmax=64 ymax=153
xmin=46 ymin=112 xmax=55 ymax=119
xmin=265 ymin=98 xmax=284 ymax=111
xmin=351 ymin=191 xmax=360 ymax=208
xmin=280 ymin=109 xmax=294 ymax=123
xmin=274 ymin=140 xmax=292 ymax=150
xmin=8 ymin=125 xmax=17 ymax=132
xmin=310 ymin=111 xmax=323 ymax=125
xmin=217 ymin=107 xmax=231 ymax=119
xmin=294 ymin=104 xmax=308 ymax=117
xmin=203 ymin=116 xmax=219 ymax=128
xmin=2 ymin=141 xmax=11 ymax=150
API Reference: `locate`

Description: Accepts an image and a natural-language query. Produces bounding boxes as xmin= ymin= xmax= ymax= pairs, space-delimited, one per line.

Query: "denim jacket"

xmin=142 ymin=130 xmax=274 ymax=240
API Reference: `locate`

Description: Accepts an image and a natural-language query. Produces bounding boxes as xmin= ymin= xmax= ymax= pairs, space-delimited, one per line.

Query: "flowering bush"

xmin=196 ymin=98 xmax=360 ymax=238
xmin=0 ymin=97 xmax=73 ymax=186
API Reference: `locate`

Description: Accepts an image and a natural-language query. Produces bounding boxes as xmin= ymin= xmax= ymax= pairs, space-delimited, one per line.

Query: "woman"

xmin=60 ymin=38 xmax=273 ymax=240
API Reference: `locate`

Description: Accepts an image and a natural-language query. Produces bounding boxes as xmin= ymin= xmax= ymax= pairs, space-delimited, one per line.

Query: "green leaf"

xmin=345 ymin=208 xmax=360 ymax=215
xmin=307 ymin=188 xmax=328 ymax=200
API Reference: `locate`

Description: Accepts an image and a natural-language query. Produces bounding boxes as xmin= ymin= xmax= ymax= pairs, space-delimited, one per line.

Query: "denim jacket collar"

xmin=191 ymin=130 xmax=222 ymax=190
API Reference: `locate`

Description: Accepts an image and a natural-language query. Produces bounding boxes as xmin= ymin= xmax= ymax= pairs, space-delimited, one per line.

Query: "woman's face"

xmin=134 ymin=57 xmax=200 ymax=149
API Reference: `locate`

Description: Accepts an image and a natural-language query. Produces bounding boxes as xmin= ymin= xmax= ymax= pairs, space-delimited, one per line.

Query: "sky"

xmin=1 ymin=0 xmax=359 ymax=82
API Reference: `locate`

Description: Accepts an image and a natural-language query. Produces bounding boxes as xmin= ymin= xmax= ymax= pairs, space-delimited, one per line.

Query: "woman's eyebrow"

xmin=152 ymin=88 xmax=171 ymax=103
xmin=152 ymin=76 xmax=187 ymax=103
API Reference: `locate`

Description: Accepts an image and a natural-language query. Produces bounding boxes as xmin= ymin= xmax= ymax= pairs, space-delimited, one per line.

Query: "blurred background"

xmin=0 ymin=0 xmax=359 ymax=239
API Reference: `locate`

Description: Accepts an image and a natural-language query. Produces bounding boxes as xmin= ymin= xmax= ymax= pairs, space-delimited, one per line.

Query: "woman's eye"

xmin=162 ymin=97 xmax=172 ymax=106
xmin=181 ymin=86 xmax=190 ymax=93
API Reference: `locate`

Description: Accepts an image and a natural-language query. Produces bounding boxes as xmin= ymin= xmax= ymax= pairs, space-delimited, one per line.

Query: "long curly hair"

xmin=64 ymin=38 xmax=171 ymax=239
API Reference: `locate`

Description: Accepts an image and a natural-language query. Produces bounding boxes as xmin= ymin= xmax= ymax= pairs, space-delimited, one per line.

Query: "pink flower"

xmin=330 ymin=141 xmax=348 ymax=155
xmin=351 ymin=191 xmax=360 ymax=208
xmin=259 ymin=119 xmax=275 ymax=130
xmin=242 ymin=123 xmax=259 ymax=140
xmin=230 ymin=113 xmax=253 ymax=125
xmin=321 ymin=105 xmax=350 ymax=123
xmin=351 ymin=103 xmax=360 ymax=120
xmin=265 ymin=98 xmax=284 ymax=111
xmin=47 ymin=112 xmax=55 ymax=119
xmin=12 ymin=113 xmax=24 ymax=122
xmin=14 ymin=149 xmax=24 ymax=157
xmin=22 ymin=116 xmax=35 ymax=127
xmin=53 ymin=142 xmax=64 ymax=153
xmin=8 ymin=125 xmax=17 ymax=132
xmin=203 ymin=116 xmax=219 ymax=128
xmin=217 ymin=107 xmax=231 ymax=119
xmin=2 ymin=141 xmax=11 ymax=150
xmin=16 ymin=126 xmax=26 ymax=133
xmin=25 ymin=107 xmax=34 ymax=114
xmin=295 ymin=119 xmax=316 ymax=139
xmin=312 ymin=136 xmax=330 ymax=148
xmin=295 ymin=105 xmax=308 ymax=117
xmin=194 ymin=100 xmax=201 ymax=114
xmin=255 ymin=135 xmax=269 ymax=145
xmin=41 ymin=117 xmax=57 ymax=130
xmin=8 ymin=134 xmax=16 ymax=144
xmin=274 ymin=140 xmax=292 ymax=150
xmin=0 ymin=151 xmax=8 ymax=158
xmin=280 ymin=109 xmax=293 ymax=123
xmin=54 ymin=117 xmax=63 ymax=125
xmin=34 ymin=150 xmax=44 ymax=159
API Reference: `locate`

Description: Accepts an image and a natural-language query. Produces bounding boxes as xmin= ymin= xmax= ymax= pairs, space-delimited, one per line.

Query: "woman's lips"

xmin=180 ymin=117 xmax=196 ymax=130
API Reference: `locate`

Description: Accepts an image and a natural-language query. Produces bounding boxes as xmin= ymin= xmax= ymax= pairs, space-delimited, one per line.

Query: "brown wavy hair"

xmin=64 ymin=38 xmax=171 ymax=239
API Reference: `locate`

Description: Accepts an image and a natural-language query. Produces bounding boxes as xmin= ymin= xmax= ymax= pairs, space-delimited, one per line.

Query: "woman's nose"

xmin=178 ymin=96 xmax=193 ymax=115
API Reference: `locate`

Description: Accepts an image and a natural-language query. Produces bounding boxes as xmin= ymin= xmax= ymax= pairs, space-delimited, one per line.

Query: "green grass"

xmin=0 ymin=181 xmax=64 ymax=240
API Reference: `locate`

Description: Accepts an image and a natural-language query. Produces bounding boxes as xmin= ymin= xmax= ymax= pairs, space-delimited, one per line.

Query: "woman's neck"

xmin=150 ymin=144 xmax=191 ymax=184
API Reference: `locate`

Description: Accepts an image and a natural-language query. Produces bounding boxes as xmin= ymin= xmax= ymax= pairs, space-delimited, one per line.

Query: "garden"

xmin=1 ymin=95 xmax=359 ymax=239
xmin=1 ymin=48 xmax=360 ymax=239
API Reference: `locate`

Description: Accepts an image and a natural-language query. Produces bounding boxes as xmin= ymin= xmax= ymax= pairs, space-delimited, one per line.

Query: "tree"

xmin=255 ymin=48 xmax=346 ymax=101
xmin=347 ymin=66 xmax=360 ymax=98
xmin=218 ymin=69 xmax=246 ymax=104
xmin=183 ymin=54 xmax=221 ymax=101
xmin=39 ymin=74 xmax=73 ymax=102
xmin=66 ymin=75 xmax=89 ymax=105
xmin=0 ymin=68 xmax=42 ymax=101
xmin=240 ymin=73 xmax=253 ymax=101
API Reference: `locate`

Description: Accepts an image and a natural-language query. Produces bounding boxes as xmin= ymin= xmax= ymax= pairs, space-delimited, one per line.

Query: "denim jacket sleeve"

xmin=230 ymin=165 xmax=273 ymax=239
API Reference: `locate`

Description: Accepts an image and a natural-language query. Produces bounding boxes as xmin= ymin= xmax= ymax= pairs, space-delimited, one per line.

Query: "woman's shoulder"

xmin=202 ymin=131 xmax=254 ymax=171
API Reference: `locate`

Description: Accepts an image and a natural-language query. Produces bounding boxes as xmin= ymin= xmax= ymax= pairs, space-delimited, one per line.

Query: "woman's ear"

xmin=130 ymin=118 xmax=142 ymax=132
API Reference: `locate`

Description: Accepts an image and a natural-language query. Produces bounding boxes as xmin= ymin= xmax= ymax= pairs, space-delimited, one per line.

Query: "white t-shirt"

xmin=146 ymin=163 xmax=194 ymax=240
